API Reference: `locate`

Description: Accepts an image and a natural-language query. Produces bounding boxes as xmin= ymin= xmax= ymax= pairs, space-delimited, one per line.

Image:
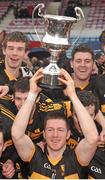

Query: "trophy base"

xmin=39 ymin=82 xmax=65 ymax=90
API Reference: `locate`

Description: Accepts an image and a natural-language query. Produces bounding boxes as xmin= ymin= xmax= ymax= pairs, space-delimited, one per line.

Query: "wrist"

xmin=68 ymin=92 xmax=77 ymax=100
xmin=27 ymin=91 xmax=38 ymax=102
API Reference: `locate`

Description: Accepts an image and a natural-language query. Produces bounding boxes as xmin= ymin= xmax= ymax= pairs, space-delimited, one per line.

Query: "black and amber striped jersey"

xmin=75 ymin=74 xmax=105 ymax=116
xmin=68 ymin=120 xmax=105 ymax=179
xmin=94 ymin=74 xmax=105 ymax=116
xmin=0 ymin=97 xmax=30 ymax=178
xmin=37 ymin=91 xmax=72 ymax=118
xmin=0 ymin=61 xmax=32 ymax=94
xmin=28 ymin=145 xmax=88 ymax=179
xmin=0 ymin=100 xmax=17 ymax=142
xmin=0 ymin=95 xmax=17 ymax=116
xmin=88 ymin=147 xmax=105 ymax=179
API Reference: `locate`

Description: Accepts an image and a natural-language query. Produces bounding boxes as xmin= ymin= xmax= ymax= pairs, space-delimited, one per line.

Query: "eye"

xmin=18 ymin=47 xmax=25 ymax=51
xmin=46 ymin=128 xmax=53 ymax=132
xmin=85 ymin=59 xmax=92 ymax=63
xmin=75 ymin=59 xmax=81 ymax=63
xmin=8 ymin=47 xmax=14 ymax=50
xmin=58 ymin=128 xmax=66 ymax=132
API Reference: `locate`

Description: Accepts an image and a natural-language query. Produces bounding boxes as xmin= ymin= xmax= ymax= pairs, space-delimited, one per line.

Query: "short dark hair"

xmin=71 ymin=44 xmax=95 ymax=61
xmin=77 ymin=90 xmax=99 ymax=115
xmin=2 ymin=31 xmax=29 ymax=50
xmin=43 ymin=111 xmax=70 ymax=130
xmin=13 ymin=77 xmax=30 ymax=95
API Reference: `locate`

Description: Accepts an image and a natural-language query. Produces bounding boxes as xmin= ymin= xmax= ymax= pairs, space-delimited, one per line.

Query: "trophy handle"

xmin=32 ymin=3 xmax=45 ymax=46
xmin=71 ymin=7 xmax=85 ymax=46
xmin=75 ymin=7 xmax=84 ymax=21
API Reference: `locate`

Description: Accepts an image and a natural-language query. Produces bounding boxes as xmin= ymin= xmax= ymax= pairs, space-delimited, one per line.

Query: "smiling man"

xmin=12 ymin=68 xmax=99 ymax=179
xmin=0 ymin=31 xmax=32 ymax=96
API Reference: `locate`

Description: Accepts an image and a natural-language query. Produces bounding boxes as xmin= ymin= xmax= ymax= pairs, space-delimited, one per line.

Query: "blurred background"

xmin=0 ymin=0 xmax=105 ymax=58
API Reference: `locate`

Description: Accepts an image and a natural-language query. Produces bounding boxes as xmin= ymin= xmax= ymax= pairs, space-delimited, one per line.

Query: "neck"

xmin=47 ymin=145 xmax=66 ymax=160
xmin=72 ymin=74 xmax=89 ymax=88
xmin=5 ymin=64 xmax=20 ymax=79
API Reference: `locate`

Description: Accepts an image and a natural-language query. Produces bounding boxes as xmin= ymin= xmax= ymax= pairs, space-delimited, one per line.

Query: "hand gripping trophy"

xmin=32 ymin=3 xmax=85 ymax=89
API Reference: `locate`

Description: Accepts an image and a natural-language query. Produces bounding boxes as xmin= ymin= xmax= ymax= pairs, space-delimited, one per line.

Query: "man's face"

xmin=71 ymin=52 xmax=94 ymax=82
xmin=3 ymin=41 xmax=26 ymax=69
xmin=14 ymin=91 xmax=29 ymax=110
xmin=43 ymin=119 xmax=70 ymax=152
xmin=0 ymin=132 xmax=4 ymax=157
xmin=73 ymin=105 xmax=95 ymax=134
xmin=98 ymin=55 xmax=105 ymax=65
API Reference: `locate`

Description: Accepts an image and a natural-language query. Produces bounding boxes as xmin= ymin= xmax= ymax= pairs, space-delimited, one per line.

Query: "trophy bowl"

xmin=32 ymin=4 xmax=84 ymax=89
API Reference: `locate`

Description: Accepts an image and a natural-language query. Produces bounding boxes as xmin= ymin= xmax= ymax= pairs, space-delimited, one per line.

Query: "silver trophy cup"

xmin=32 ymin=3 xmax=84 ymax=89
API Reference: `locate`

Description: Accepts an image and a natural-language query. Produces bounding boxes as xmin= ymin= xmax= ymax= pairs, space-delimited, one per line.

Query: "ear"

xmin=24 ymin=50 xmax=29 ymax=59
xmin=66 ymin=130 xmax=71 ymax=140
xmin=11 ymin=94 xmax=14 ymax=101
xmin=70 ymin=60 xmax=73 ymax=68
xmin=3 ymin=143 xmax=7 ymax=152
xmin=43 ymin=130 xmax=45 ymax=140
xmin=2 ymin=48 xmax=6 ymax=55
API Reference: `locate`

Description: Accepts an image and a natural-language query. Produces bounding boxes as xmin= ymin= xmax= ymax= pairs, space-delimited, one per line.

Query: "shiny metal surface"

xmin=33 ymin=4 xmax=84 ymax=89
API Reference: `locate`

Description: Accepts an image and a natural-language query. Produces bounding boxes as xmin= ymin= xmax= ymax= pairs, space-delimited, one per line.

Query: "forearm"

xmin=69 ymin=93 xmax=98 ymax=144
xmin=12 ymin=91 xmax=37 ymax=140
xmin=95 ymin=110 xmax=105 ymax=129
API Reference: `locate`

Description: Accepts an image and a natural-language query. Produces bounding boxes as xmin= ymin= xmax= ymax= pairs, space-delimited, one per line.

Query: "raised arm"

xmin=59 ymin=68 xmax=99 ymax=166
xmin=95 ymin=110 xmax=105 ymax=143
xmin=12 ymin=68 xmax=43 ymax=161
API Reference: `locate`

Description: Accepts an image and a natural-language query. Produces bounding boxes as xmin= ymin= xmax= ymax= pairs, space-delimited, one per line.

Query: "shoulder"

xmin=0 ymin=95 xmax=17 ymax=115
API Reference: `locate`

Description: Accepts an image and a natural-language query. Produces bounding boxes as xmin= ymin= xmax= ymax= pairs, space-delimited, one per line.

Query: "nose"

xmin=12 ymin=48 xmax=18 ymax=55
xmin=21 ymin=99 xmax=25 ymax=106
xmin=19 ymin=99 xmax=25 ymax=109
xmin=53 ymin=130 xmax=58 ymax=137
xmin=81 ymin=60 xmax=85 ymax=66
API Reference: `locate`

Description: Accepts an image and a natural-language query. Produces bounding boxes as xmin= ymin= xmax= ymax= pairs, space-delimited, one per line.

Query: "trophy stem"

xmin=39 ymin=56 xmax=65 ymax=89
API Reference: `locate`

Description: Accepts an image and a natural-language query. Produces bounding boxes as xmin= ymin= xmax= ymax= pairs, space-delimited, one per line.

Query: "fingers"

xmin=30 ymin=67 xmax=44 ymax=82
xmin=33 ymin=67 xmax=43 ymax=77
xmin=60 ymin=68 xmax=73 ymax=81
xmin=58 ymin=68 xmax=74 ymax=86
xmin=100 ymin=132 xmax=105 ymax=143
xmin=0 ymin=86 xmax=9 ymax=97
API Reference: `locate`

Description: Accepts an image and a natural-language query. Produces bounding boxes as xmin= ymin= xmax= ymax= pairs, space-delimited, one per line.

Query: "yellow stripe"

xmin=1 ymin=106 xmax=15 ymax=117
xmin=0 ymin=95 xmax=13 ymax=101
xmin=64 ymin=101 xmax=72 ymax=117
xmin=0 ymin=108 xmax=15 ymax=119
xmin=0 ymin=105 xmax=15 ymax=119
xmin=48 ymin=155 xmax=62 ymax=166
xmin=101 ymin=105 xmax=105 ymax=113
xmin=67 ymin=138 xmax=78 ymax=149
xmin=4 ymin=139 xmax=13 ymax=148
xmin=77 ymin=82 xmax=89 ymax=90
xmin=30 ymin=172 xmax=49 ymax=179
xmin=88 ymin=175 xmax=95 ymax=179
xmin=1 ymin=110 xmax=15 ymax=121
xmin=65 ymin=173 xmax=79 ymax=179
xmin=4 ymin=69 xmax=16 ymax=80
xmin=30 ymin=172 xmax=79 ymax=179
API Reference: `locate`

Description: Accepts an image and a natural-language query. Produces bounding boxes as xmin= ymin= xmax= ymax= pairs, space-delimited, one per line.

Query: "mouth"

xmin=79 ymin=69 xmax=87 ymax=73
xmin=10 ymin=58 xmax=19 ymax=62
xmin=51 ymin=140 xmax=60 ymax=144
